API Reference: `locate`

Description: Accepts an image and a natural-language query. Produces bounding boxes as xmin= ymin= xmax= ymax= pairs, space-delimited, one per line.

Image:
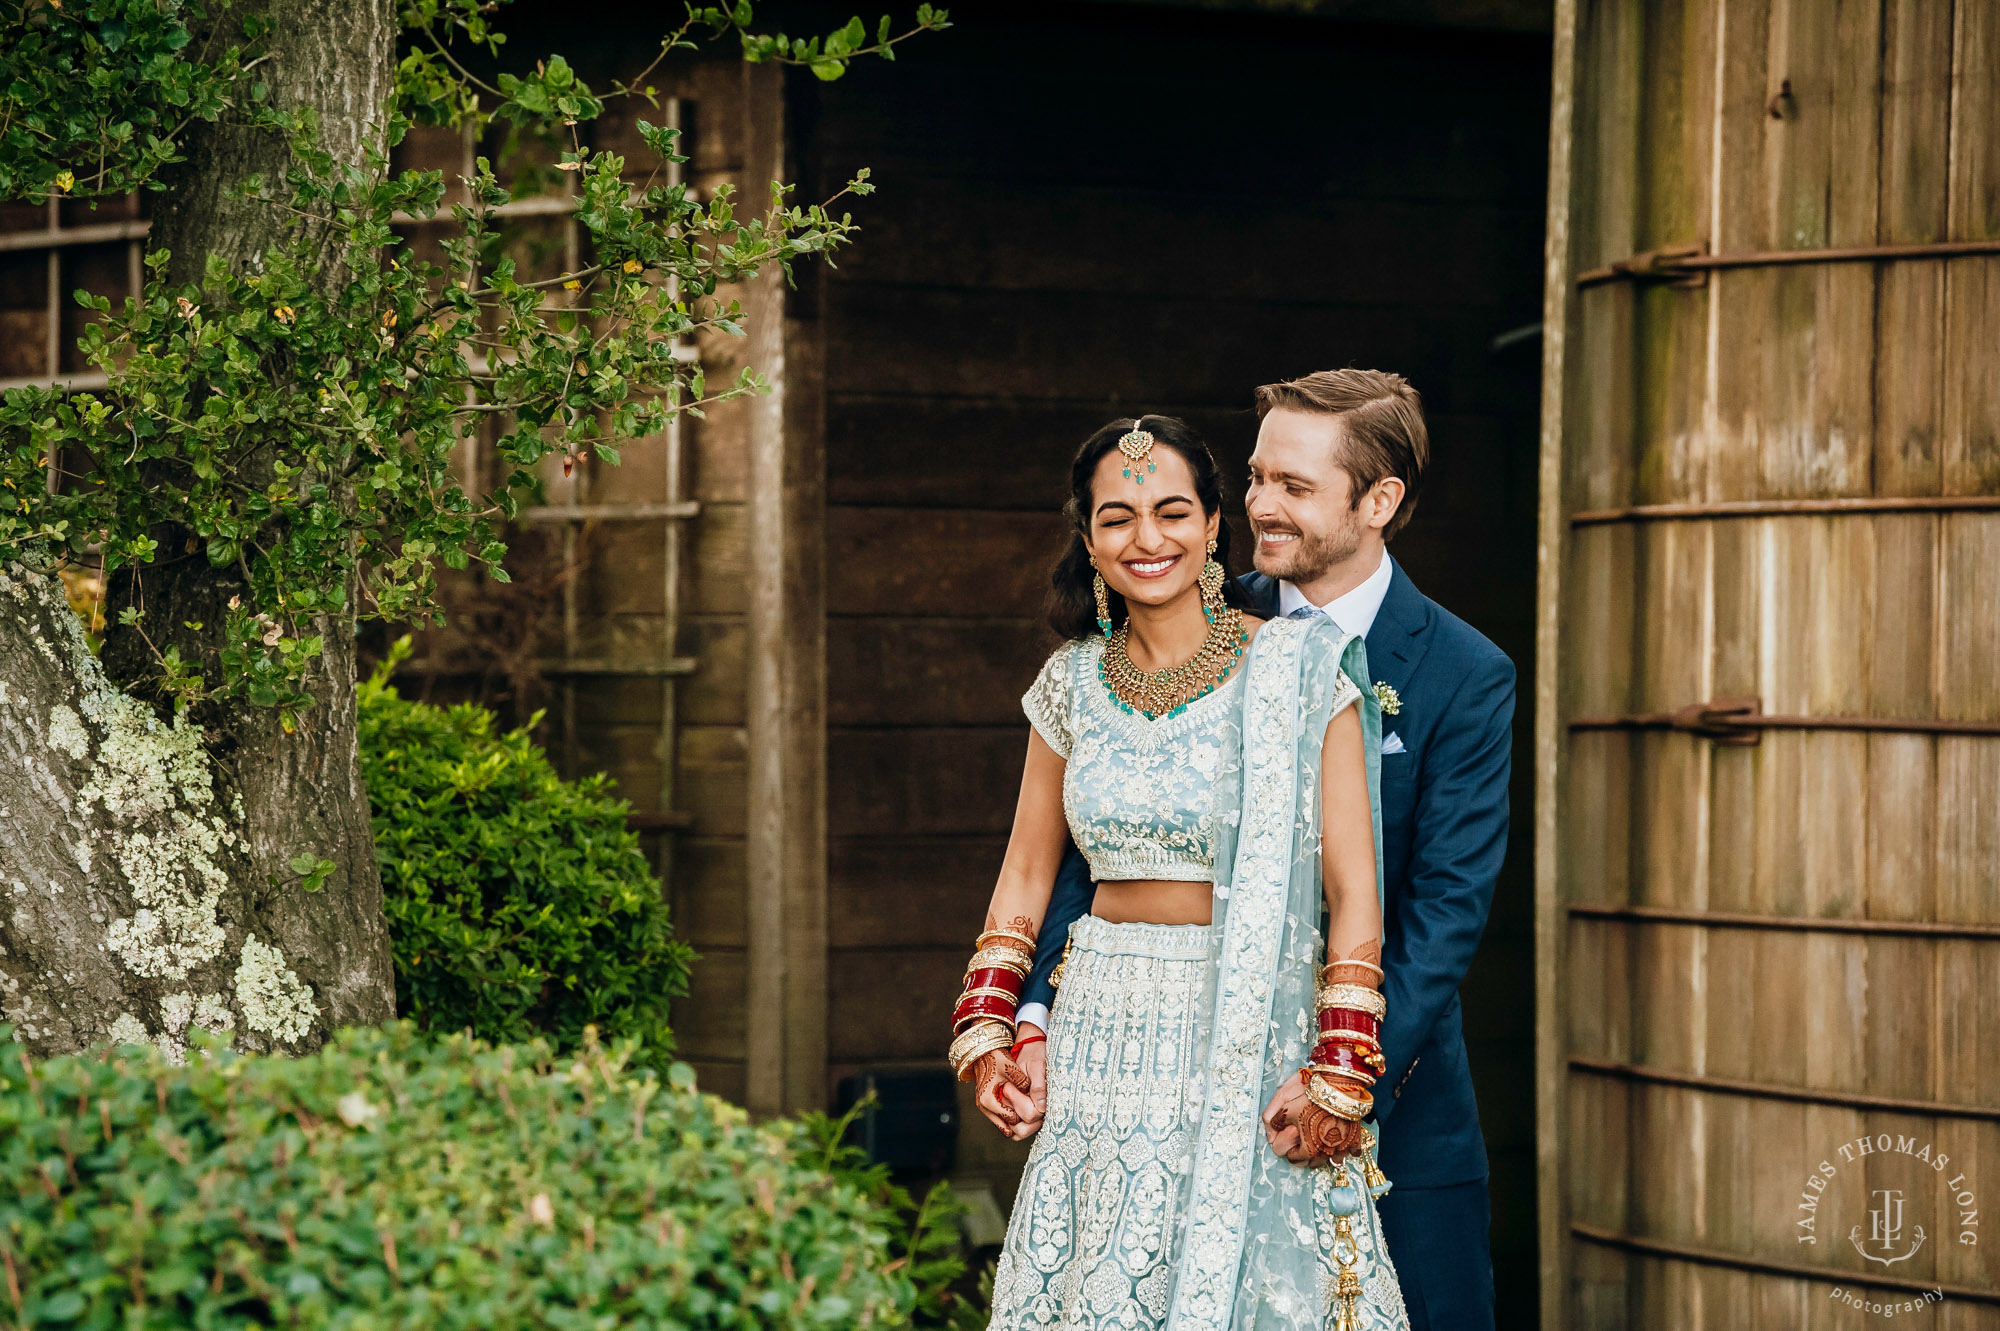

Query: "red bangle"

xmin=963 ymin=968 xmax=1025 ymax=996
xmin=1313 ymin=1034 xmax=1383 ymax=1064
xmin=953 ymin=994 xmax=1018 ymax=1030
xmin=1317 ymin=1009 xmax=1378 ymax=1034
xmin=1009 ymin=1032 xmax=1046 ymax=1056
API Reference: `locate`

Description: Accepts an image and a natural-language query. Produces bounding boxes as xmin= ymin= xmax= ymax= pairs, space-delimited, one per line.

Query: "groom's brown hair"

xmin=1252 ymin=368 xmax=1429 ymax=540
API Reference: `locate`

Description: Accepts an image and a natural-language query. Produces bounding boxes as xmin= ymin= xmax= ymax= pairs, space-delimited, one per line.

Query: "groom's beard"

xmin=1251 ymin=508 xmax=1365 ymax=585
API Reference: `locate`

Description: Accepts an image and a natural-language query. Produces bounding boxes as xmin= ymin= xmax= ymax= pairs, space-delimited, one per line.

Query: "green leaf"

xmin=34 ymin=1290 xmax=85 ymax=1322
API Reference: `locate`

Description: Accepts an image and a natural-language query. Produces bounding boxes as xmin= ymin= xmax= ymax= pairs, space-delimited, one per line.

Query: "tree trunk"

xmin=0 ymin=0 xmax=399 ymax=1060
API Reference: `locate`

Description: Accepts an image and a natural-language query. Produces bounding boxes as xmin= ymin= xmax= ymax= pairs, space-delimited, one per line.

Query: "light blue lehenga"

xmin=989 ymin=616 xmax=1409 ymax=1331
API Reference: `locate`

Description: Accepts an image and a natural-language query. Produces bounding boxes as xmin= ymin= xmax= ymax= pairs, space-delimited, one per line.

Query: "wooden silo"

xmin=1536 ymin=1 xmax=2000 ymax=1326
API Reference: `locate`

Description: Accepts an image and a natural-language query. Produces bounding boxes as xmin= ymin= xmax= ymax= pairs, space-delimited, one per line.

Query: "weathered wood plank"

xmin=828 ymin=837 xmax=1009 ymax=949
xmin=836 ymin=179 xmax=1544 ymax=310
xmin=1950 ymin=0 xmax=2000 ymax=242
xmin=689 ymin=501 xmax=749 ymax=615
xmin=676 ymin=615 xmax=747 ymax=726
xmin=740 ymin=57 xmax=829 ymax=1118
xmin=672 ymin=836 xmax=747 ymax=950
xmin=1940 ymin=256 xmax=2000 ymax=495
xmin=827 ymin=947 xmax=962 ymax=1061
xmin=828 ymin=726 xmax=1027 ymax=838
xmin=825 ymin=507 xmax=1069 ymax=618
xmin=671 ymin=946 xmax=746 ymax=1061
xmin=827 ymin=618 xmax=1052 ymax=727
xmin=678 ymin=723 xmax=747 ymax=837
xmin=823 ymin=284 xmax=1453 ymax=408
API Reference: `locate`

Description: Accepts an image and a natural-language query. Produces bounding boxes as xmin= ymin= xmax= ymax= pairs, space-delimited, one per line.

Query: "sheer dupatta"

xmin=1164 ymin=614 xmax=1389 ymax=1331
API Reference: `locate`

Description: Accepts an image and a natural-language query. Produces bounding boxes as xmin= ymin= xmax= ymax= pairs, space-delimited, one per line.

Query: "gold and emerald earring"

xmin=1199 ymin=537 xmax=1224 ymax=622
xmin=1090 ymin=557 xmax=1113 ymax=638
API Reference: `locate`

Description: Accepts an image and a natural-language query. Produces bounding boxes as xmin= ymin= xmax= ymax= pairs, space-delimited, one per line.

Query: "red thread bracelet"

xmin=1009 ymin=1032 xmax=1047 ymax=1056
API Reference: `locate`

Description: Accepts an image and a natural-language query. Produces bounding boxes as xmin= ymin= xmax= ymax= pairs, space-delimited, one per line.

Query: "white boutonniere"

xmin=1372 ymin=682 xmax=1402 ymax=715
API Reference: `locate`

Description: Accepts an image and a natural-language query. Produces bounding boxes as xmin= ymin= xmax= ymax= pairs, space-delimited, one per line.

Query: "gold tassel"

xmin=1360 ymin=1128 xmax=1389 ymax=1193
xmin=1330 ymin=1162 xmax=1363 ymax=1331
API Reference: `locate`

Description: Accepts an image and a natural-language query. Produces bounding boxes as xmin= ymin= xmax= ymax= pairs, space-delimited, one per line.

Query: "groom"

xmin=1011 ymin=368 xmax=1514 ymax=1331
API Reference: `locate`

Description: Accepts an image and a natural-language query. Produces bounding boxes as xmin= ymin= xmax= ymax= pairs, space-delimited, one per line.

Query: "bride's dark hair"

xmin=1046 ymin=414 xmax=1256 ymax=641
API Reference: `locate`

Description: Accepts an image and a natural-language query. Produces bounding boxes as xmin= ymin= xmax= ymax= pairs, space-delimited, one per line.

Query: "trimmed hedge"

xmin=0 ymin=1022 xmax=917 ymax=1329
xmin=359 ymin=652 xmax=693 ymax=1072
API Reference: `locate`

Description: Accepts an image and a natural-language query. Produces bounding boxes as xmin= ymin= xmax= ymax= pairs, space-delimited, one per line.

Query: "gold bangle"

xmin=1319 ymin=958 xmax=1384 ymax=983
xmin=951 ymin=1002 xmax=1019 ymax=1036
xmin=949 ymin=1020 xmax=1010 ymax=1067
xmin=1315 ymin=983 xmax=1386 ymax=1019
xmin=948 ymin=1021 xmax=1014 ymax=1079
xmin=1305 ymin=1062 xmax=1377 ymax=1087
xmin=976 ymin=928 xmax=1037 ymax=952
xmin=964 ymin=948 xmax=1032 ymax=975
xmin=1316 ymin=1031 xmax=1385 ymax=1062
xmin=1302 ymin=1075 xmax=1372 ymax=1121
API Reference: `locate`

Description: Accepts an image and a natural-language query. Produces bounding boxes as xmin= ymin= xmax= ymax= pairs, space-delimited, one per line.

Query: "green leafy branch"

xmin=0 ymin=119 xmax=871 ymax=717
xmin=0 ymin=0 xmax=941 ymax=719
xmin=0 ymin=0 xmax=269 ymax=200
xmin=397 ymin=0 xmax=951 ymax=135
xmin=698 ymin=2 xmax=951 ymax=81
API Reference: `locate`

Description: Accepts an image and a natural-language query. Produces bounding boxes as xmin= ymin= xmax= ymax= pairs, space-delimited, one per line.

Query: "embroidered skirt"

xmin=987 ymin=915 xmax=1409 ymax=1331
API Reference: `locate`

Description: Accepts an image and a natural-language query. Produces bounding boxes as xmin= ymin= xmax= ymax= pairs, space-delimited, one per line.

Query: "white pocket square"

xmin=1381 ymin=731 xmax=1406 ymax=755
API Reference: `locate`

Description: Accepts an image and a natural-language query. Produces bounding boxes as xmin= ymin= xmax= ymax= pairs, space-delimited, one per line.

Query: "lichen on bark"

xmin=0 ymin=559 xmax=351 ymax=1061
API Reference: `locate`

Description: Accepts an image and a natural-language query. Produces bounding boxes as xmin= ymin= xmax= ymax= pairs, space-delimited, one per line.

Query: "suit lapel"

xmin=1366 ymin=557 xmax=1432 ymax=705
xmin=1236 ymin=565 xmax=1426 ymax=691
xmin=1235 ymin=570 xmax=1282 ymax=618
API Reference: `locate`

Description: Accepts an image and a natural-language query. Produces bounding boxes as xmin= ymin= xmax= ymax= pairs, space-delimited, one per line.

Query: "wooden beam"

xmin=742 ymin=61 xmax=830 ymax=1118
xmin=1532 ymin=1 xmax=1578 ymax=1326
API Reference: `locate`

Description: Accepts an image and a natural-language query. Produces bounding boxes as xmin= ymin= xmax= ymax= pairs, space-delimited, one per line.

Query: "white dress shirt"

xmin=1015 ymin=551 xmax=1394 ymax=1037
xmin=1274 ymin=547 xmax=1393 ymax=639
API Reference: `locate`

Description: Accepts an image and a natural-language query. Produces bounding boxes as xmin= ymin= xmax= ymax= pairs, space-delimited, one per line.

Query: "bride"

xmin=948 ymin=416 xmax=1409 ymax=1331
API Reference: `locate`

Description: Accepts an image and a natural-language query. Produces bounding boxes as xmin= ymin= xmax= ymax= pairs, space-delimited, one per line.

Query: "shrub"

xmin=358 ymin=647 xmax=693 ymax=1072
xmin=796 ymin=1105 xmax=983 ymax=1331
xmin=0 ymin=1022 xmax=917 ymax=1329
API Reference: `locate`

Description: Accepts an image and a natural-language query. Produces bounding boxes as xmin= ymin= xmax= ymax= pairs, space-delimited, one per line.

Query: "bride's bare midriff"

xmin=1088 ymin=879 xmax=1214 ymax=927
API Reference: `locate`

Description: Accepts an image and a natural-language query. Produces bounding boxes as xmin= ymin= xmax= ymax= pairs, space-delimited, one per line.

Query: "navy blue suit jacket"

xmin=1020 ymin=558 xmax=1514 ymax=1188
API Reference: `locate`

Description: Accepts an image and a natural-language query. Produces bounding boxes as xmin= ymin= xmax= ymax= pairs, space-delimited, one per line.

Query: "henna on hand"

xmin=1321 ymin=940 xmax=1384 ymax=989
xmin=974 ymin=1050 xmax=1030 ymax=1123
xmin=1294 ymin=1103 xmax=1369 ymax=1158
xmin=983 ymin=912 xmax=1041 ymax=943
xmin=1336 ymin=939 xmax=1382 ymax=968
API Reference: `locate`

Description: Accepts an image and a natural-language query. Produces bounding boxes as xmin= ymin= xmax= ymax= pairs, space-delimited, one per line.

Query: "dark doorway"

xmin=812 ymin=4 xmax=1549 ymax=1324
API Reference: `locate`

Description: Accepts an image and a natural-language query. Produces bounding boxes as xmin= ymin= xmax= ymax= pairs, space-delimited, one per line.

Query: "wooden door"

xmin=1537 ymin=2 xmax=2000 ymax=1326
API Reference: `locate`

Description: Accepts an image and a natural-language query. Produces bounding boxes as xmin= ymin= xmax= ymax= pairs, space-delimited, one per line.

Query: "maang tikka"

xmin=1117 ymin=420 xmax=1157 ymax=484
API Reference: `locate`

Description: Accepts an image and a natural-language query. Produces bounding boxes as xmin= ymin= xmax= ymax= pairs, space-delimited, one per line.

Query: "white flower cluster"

xmin=233 ymin=934 xmax=318 ymax=1046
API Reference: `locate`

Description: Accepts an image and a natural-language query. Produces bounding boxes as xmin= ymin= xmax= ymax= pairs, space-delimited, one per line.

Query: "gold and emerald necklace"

xmin=1097 ymin=606 xmax=1249 ymax=720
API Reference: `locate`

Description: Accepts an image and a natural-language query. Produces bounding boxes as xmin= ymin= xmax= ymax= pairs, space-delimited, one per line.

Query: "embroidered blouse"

xmin=1022 ymin=634 xmax=1360 ymax=883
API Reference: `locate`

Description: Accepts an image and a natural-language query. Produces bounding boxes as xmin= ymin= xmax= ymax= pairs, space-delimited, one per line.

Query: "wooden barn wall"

xmin=808 ymin=0 xmax=1550 ymax=1276
xmin=1542 ymin=0 xmax=2000 ymax=1326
